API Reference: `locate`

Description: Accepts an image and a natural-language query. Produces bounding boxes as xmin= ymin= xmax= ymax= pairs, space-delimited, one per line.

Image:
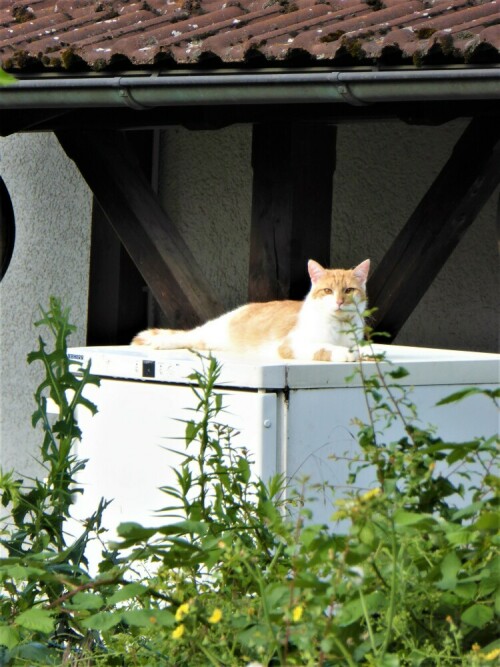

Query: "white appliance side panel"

xmin=69 ymin=379 xmax=277 ymax=567
xmin=285 ymin=384 xmax=498 ymax=527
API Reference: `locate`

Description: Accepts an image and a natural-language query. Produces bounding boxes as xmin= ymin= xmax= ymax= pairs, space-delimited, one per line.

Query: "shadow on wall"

xmin=0 ymin=176 xmax=15 ymax=281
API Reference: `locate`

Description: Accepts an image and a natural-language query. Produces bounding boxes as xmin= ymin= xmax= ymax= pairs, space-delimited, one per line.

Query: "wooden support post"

xmin=56 ymin=129 xmax=222 ymax=330
xmin=248 ymin=123 xmax=336 ymax=302
xmin=368 ymin=116 xmax=500 ymax=340
xmin=86 ymin=131 xmax=153 ymax=345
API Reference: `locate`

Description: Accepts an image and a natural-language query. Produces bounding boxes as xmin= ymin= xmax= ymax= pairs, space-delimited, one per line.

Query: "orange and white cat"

xmin=132 ymin=259 xmax=370 ymax=362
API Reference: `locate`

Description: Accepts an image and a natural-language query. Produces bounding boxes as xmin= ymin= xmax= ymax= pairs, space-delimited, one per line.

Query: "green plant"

xmin=0 ymin=69 xmax=15 ymax=85
xmin=0 ymin=300 xmax=498 ymax=665
xmin=0 ymin=298 xmax=107 ymax=662
xmin=82 ymin=349 xmax=499 ymax=666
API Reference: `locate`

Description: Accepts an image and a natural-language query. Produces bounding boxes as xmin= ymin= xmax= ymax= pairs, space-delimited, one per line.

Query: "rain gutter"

xmin=0 ymin=68 xmax=498 ymax=109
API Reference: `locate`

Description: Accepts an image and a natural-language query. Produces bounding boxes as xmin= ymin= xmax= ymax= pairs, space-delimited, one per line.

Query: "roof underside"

xmin=0 ymin=0 xmax=499 ymax=74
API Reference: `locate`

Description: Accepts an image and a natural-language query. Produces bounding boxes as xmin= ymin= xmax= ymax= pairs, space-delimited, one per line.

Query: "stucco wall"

xmin=160 ymin=119 xmax=498 ymax=353
xmin=0 ymin=132 xmax=92 ymax=478
xmin=159 ymin=125 xmax=253 ymax=312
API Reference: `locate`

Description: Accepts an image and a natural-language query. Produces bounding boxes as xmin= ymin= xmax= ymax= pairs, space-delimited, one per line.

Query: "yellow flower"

xmin=172 ymin=624 xmax=185 ymax=640
xmin=360 ymin=487 xmax=382 ymax=503
xmin=292 ymin=606 xmax=303 ymax=622
xmin=208 ymin=608 xmax=223 ymax=624
xmin=484 ymin=648 xmax=500 ymax=661
xmin=471 ymin=643 xmax=481 ymax=652
xmin=175 ymin=603 xmax=190 ymax=622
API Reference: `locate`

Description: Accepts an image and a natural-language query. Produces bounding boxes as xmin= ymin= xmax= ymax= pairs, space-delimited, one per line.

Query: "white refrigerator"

xmin=66 ymin=344 xmax=498 ymax=562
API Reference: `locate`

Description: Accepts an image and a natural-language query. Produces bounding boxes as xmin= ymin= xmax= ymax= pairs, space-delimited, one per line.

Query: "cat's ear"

xmin=308 ymin=259 xmax=326 ymax=284
xmin=352 ymin=259 xmax=370 ymax=287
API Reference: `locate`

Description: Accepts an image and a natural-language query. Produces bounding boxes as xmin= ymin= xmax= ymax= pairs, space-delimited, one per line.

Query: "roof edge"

xmin=0 ymin=68 xmax=499 ymax=109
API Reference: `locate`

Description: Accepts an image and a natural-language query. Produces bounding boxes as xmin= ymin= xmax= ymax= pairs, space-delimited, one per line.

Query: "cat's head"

xmin=307 ymin=259 xmax=370 ymax=319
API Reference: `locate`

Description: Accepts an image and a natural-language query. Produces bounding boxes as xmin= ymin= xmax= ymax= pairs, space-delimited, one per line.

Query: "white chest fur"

xmin=292 ymin=296 xmax=364 ymax=349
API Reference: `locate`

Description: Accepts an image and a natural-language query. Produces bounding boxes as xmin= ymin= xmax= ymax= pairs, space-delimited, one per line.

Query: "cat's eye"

xmin=323 ymin=288 xmax=333 ymax=295
xmin=344 ymin=287 xmax=356 ymax=294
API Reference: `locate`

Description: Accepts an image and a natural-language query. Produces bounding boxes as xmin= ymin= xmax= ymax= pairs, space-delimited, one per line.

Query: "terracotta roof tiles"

xmin=0 ymin=0 xmax=498 ymax=72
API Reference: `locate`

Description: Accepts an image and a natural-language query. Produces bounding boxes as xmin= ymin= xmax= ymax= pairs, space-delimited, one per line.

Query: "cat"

xmin=132 ymin=259 xmax=370 ymax=362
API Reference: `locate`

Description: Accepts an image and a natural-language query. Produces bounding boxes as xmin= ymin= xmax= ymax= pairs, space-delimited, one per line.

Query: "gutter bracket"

xmin=335 ymin=82 xmax=369 ymax=107
xmin=117 ymin=82 xmax=148 ymax=110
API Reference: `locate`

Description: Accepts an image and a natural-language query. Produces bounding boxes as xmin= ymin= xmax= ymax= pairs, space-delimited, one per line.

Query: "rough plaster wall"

xmin=159 ymin=119 xmax=498 ymax=353
xmin=159 ymin=125 xmax=252 ymax=314
xmin=0 ymin=132 xmax=92 ymax=478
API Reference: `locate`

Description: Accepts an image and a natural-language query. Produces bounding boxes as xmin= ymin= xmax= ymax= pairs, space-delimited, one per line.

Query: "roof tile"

xmin=0 ymin=0 xmax=498 ymax=71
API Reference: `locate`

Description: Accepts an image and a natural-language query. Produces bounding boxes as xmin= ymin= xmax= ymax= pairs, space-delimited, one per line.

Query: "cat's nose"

xmin=336 ymin=298 xmax=344 ymax=308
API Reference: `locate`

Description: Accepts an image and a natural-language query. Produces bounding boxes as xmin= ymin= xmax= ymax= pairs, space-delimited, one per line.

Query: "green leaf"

xmin=185 ymin=420 xmax=200 ymax=445
xmin=154 ymin=610 xmax=175 ymax=627
xmin=337 ymin=591 xmax=386 ymax=627
xmin=70 ymin=592 xmax=105 ymax=610
xmin=15 ymin=608 xmax=54 ymax=634
xmin=393 ymin=510 xmax=435 ymax=528
xmin=452 ymin=501 xmax=486 ymax=521
xmin=455 ymin=582 xmax=477 ymax=601
xmin=388 ymin=367 xmax=410 ymax=380
xmin=237 ymin=456 xmax=251 ymax=484
xmin=438 ymin=552 xmax=462 ymax=590
xmin=7 ymin=642 xmax=57 ymax=664
xmin=5 ymin=565 xmax=45 ymax=580
xmin=461 ymin=604 xmax=494 ymax=628
xmin=0 ymin=625 xmax=20 ymax=649
xmin=299 ymin=524 xmax=323 ymax=548
xmin=121 ymin=609 xmax=160 ymax=627
xmin=437 ymin=387 xmax=499 ymax=406
xmin=0 ymin=69 xmax=16 ymax=85
xmin=116 ymin=522 xmax=157 ymax=540
xmin=157 ymin=520 xmax=208 ymax=537
xmin=81 ymin=611 xmax=120 ymax=631
xmin=107 ymin=583 xmax=148 ymax=605
xmin=264 ymin=584 xmax=289 ymax=612
xmin=378 ymin=655 xmax=400 ymax=667
xmin=474 ymin=512 xmax=500 ymax=532
xmin=237 ymin=623 xmax=272 ymax=648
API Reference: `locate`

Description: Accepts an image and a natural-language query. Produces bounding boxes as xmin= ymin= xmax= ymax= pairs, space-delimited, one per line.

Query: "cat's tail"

xmin=131 ymin=328 xmax=202 ymax=350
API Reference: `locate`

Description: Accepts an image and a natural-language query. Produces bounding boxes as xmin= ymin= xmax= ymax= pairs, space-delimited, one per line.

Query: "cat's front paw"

xmin=131 ymin=328 xmax=161 ymax=347
xmin=313 ymin=345 xmax=356 ymax=362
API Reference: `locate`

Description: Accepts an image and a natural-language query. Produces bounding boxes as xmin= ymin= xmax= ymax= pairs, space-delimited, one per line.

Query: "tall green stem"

xmin=380 ymin=522 xmax=400 ymax=657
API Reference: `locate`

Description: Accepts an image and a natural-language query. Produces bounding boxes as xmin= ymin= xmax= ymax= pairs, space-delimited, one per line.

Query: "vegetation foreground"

xmin=0 ymin=298 xmax=498 ymax=666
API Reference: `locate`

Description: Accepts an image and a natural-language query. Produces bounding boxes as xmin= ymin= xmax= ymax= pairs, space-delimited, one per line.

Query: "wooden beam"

xmin=4 ymin=101 xmax=500 ymax=136
xmin=56 ymin=129 xmax=222 ymax=329
xmin=87 ymin=131 xmax=155 ymax=345
xmin=86 ymin=194 xmax=148 ymax=345
xmin=248 ymin=123 xmax=336 ymax=302
xmin=368 ymin=116 xmax=500 ymax=340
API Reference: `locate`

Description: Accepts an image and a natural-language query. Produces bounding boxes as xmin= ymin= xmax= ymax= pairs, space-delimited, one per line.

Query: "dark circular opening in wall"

xmin=0 ymin=176 xmax=15 ymax=281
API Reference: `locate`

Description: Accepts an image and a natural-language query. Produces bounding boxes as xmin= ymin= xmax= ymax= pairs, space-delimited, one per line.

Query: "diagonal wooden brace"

xmin=56 ymin=129 xmax=222 ymax=329
xmin=368 ymin=117 xmax=500 ymax=340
